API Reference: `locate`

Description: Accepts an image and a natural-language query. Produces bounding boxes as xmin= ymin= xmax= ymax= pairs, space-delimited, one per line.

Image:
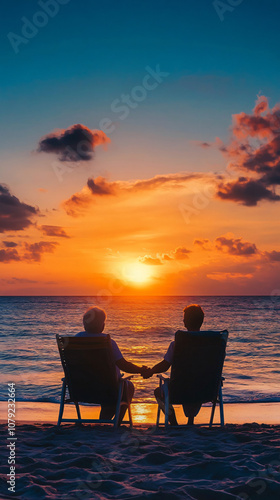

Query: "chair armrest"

xmin=157 ymin=374 xmax=169 ymax=382
xmin=121 ymin=375 xmax=134 ymax=381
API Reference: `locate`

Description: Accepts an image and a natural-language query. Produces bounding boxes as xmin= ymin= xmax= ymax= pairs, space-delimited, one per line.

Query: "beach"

xmin=1 ymin=417 xmax=280 ymax=499
xmin=1 ymin=402 xmax=280 ymax=499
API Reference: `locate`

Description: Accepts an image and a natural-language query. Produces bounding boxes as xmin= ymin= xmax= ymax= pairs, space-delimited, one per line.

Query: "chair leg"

xmin=75 ymin=402 xmax=82 ymax=421
xmin=57 ymin=379 xmax=66 ymax=426
xmin=164 ymin=386 xmax=169 ymax=429
xmin=209 ymin=400 xmax=216 ymax=428
xmin=114 ymin=382 xmax=123 ymax=429
xmin=219 ymin=385 xmax=225 ymax=427
xmin=127 ymin=403 xmax=133 ymax=427
xmin=156 ymin=404 xmax=161 ymax=427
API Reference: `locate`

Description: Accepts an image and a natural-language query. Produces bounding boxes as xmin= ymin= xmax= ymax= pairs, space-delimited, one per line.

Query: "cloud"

xmin=162 ymin=254 xmax=173 ymax=261
xmin=139 ymin=256 xmax=163 ymax=265
xmin=264 ymin=250 xmax=280 ymax=262
xmin=3 ymin=241 xmax=18 ymax=248
xmin=87 ymin=177 xmax=116 ymax=196
xmin=23 ymin=242 xmax=58 ymax=262
xmin=194 ymin=239 xmax=210 ymax=250
xmin=0 ymin=240 xmax=59 ymax=264
xmin=0 ymin=248 xmax=20 ymax=262
xmin=37 ymin=124 xmax=110 ymax=162
xmin=139 ymin=247 xmax=191 ymax=265
xmin=207 ymin=272 xmax=254 ymax=281
xmin=63 ymin=172 xmax=209 ymax=216
xmin=40 ymin=225 xmax=70 ymax=238
xmin=203 ymin=96 xmax=280 ymax=205
xmin=0 ymin=184 xmax=38 ymax=233
xmin=216 ymin=178 xmax=280 ymax=206
xmin=173 ymin=247 xmax=191 ymax=260
xmin=215 ymin=236 xmax=258 ymax=256
xmin=0 ymin=277 xmax=37 ymax=284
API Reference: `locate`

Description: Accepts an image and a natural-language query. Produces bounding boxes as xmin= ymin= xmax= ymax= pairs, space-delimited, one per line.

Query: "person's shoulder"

xmin=75 ymin=331 xmax=87 ymax=337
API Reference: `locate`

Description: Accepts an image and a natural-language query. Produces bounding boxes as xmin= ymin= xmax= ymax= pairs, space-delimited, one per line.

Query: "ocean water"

xmin=0 ymin=296 xmax=279 ymax=405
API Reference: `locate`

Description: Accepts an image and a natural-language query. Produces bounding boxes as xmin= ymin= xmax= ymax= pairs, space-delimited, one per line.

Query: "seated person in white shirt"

xmin=145 ymin=304 xmax=205 ymax=426
xmin=76 ymin=306 xmax=149 ymax=423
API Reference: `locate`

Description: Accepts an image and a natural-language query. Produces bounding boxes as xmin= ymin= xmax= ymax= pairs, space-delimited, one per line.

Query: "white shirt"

xmin=75 ymin=331 xmax=123 ymax=378
xmin=164 ymin=341 xmax=175 ymax=364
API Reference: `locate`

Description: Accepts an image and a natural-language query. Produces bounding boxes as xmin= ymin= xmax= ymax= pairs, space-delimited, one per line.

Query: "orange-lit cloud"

xmin=139 ymin=247 xmax=191 ymax=265
xmin=0 ymin=241 xmax=59 ymax=263
xmin=215 ymin=236 xmax=259 ymax=256
xmin=40 ymin=225 xmax=70 ymax=238
xmin=63 ymin=172 xmax=212 ymax=216
xmin=213 ymin=96 xmax=280 ymax=205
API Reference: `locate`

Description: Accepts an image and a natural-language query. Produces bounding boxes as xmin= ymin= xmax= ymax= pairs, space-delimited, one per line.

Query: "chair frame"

xmin=156 ymin=374 xmax=225 ymax=429
xmin=56 ymin=335 xmax=133 ymax=428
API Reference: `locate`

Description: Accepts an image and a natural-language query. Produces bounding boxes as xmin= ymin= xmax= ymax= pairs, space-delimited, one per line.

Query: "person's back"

xmin=75 ymin=306 xmax=149 ymax=423
xmin=147 ymin=304 xmax=205 ymax=425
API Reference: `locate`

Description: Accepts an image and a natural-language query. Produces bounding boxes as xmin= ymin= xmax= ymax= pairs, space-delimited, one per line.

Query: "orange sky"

xmin=1 ymin=128 xmax=279 ymax=296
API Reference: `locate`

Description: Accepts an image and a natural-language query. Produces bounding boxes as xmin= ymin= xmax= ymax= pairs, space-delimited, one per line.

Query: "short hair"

xmin=83 ymin=307 xmax=106 ymax=333
xmin=183 ymin=304 xmax=204 ymax=331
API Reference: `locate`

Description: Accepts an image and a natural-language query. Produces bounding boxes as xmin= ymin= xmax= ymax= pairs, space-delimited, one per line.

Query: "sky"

xmin=0 ymin=0 xmax=280 ymax=295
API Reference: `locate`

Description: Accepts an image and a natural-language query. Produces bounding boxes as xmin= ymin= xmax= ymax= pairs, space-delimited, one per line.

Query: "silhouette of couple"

xmin=76 ymin=304 xmax=205 ymax=425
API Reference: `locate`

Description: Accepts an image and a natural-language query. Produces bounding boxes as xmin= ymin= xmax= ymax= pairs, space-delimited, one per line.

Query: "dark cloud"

xmin=208 ymin=96 xmax=280 ymax=205
xmin=0 ymin=184 xmax=38 ymax=233
xmin=37 ymin=124 xmax=110 ymax=162
xmin=264 ymin=250 xmax=280 ymax=262
xmin=0 ymin=240 xmax=59 ymax=264
xmin=3 ymin=241 xmax=18 ymax=248
xmin=0 ymin=248 xmax=20 ymax=262
xmin=215 ymin=236 xmax=258 ymax=256
xmin=216 ymin=178 xmax=280 ymax=206
xmin=23 ymin=242 xmax=58 ymax=262
xmin=87 ymin=177 xmax=116 ymax=196
xmin=40 ymin=225 xmax=70 ymax=238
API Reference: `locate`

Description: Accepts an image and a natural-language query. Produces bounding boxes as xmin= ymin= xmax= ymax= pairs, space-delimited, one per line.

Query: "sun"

xmin=122 ymin=263 xmax=152 ymax=285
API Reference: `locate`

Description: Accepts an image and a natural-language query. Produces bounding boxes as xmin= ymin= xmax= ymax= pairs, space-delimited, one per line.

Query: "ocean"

xmin=0 ymin=296 xmax=279 ymax=405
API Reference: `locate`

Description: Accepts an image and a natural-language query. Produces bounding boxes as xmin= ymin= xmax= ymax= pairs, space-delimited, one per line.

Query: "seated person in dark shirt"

xmin=76 ymin=306 xmax=149 ymax=423
xmin=144 ymin=304 xmax=205 ymax=426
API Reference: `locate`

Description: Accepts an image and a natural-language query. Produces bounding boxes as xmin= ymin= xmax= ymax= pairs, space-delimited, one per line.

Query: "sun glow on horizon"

xmin=122 ymin=263 xmax=152 ymax=285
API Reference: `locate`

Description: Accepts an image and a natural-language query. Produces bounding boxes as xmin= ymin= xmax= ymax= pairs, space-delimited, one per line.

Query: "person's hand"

xmin=140 ymin=366 xmax=153 ymax=379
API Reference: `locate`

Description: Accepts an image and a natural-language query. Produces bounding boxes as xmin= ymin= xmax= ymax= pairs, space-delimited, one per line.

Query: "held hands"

xmin=140 ymin=365 xmax=153 ymax=379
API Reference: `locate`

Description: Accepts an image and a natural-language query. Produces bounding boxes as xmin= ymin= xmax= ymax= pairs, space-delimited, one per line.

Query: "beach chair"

xmin=56 ymin=334 xmax=133 ymax=428
xmin=156 ymin=330 xmax=228 ymax=428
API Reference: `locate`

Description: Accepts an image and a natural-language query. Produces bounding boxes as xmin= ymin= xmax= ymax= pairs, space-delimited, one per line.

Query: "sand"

xmin=1 ymin=418 xmax=280 ymax=499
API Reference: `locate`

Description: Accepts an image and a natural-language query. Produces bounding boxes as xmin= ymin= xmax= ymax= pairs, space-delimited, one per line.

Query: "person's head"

xmin=183 ymin=304 xmax=204 ymax=331
xmin=83 ymin=306 xmax=106 ymax=334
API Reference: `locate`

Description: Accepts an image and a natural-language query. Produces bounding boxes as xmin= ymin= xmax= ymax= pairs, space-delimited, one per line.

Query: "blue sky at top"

xmin=1 ymin=0 xmax=280 ymax=182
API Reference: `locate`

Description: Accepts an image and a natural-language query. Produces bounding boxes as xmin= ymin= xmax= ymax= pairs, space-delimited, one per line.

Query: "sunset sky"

xmin=1 ymin=0 xmax=280 ymax=295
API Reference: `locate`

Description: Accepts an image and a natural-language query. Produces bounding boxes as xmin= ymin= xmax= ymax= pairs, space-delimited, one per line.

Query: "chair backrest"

xmin=169 ymin=330 xmax=228 ymax=405
xmin=56 ymin=334 xmax=119 ymax=405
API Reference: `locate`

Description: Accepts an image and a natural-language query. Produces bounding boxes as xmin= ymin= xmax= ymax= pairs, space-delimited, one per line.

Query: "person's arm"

xmin=151 ymin=359 xmax=171 ymax=374
xmin=116 ymin=357 xmax=148 ymax=375
xmin=140 ymin=359 xmax=171 ymax=379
